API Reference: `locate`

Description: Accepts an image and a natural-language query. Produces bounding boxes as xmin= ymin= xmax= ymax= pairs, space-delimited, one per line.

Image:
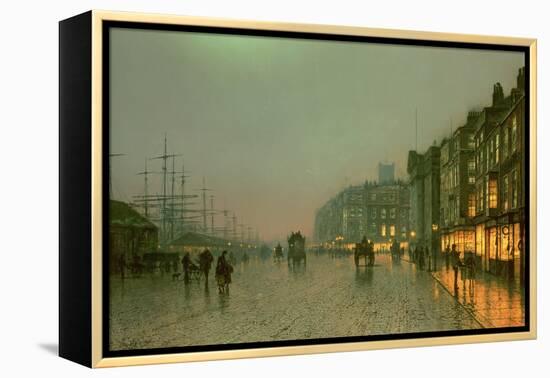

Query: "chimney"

xmin=467 ymin=110 xmax=481 ymax=124
xmin=492 ymin=82 xmax=504 ymax=106
xmin=517 ymin=67 xmax=525 ymax=91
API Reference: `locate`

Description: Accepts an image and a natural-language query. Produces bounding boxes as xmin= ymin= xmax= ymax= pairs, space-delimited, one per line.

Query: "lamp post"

xmin=410 ymin=231 xmax=416 ymax=261
xmin=431 ymin=224 xmax=439 ymax=271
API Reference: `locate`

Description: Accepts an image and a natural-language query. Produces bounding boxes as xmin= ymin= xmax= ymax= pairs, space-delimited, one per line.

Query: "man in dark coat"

xmin=451 ymin=244 xmax=461 ymax=294
xmin=182 ymin=252 xmax=191 ymax=284
xmin=199 ymin=248 xmax=214 ymax=288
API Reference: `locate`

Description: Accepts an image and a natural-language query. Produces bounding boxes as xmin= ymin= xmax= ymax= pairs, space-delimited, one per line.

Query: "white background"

xmin=0 ymin=0 xmax=547 ymax=376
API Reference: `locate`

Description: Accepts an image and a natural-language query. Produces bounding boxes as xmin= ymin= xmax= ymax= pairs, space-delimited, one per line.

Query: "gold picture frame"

xmin=59 ymin=10 xmax=537 ymax=368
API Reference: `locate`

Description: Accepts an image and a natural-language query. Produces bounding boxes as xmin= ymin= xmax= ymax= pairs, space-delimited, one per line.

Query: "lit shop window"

xmin=468 ymin=193 xmax=476 ymax=217
xmin=488 ymin=178 xmax=498 ymax=209
xmin=468 ymin=159 xmax=476 ymax=184
xmin=512 ymin=170 xmax=518 ymax=208
xmin=381 ymin=224 xmax=386 ymax=237
xmin=390 ymin=225 xmax=396 ymax=237
xmin=495 ymin=134 xmax=500 ymax=164
xmin=511 ymin=116 xmax=518 ymax=152
xmin=502 ymin=174 xmax=509 ymax=211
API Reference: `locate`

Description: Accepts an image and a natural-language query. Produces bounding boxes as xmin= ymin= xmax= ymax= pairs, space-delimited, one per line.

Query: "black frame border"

xmin=101 ymin=20 xmax=531 ymax=359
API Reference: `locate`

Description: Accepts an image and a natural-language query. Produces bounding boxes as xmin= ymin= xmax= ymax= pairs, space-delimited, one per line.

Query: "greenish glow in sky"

xmin=109 ymin=27 xmax=524 ymax=241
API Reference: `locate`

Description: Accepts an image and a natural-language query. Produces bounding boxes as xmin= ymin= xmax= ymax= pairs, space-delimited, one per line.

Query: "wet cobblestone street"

xmin=109 ymin=253 xmax=482 ymax=351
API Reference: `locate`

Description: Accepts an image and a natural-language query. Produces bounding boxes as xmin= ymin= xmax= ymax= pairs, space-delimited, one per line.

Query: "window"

xmin=495 ymin=134 xmax=500 ymax=164
xmin=381 ymin=224 xmax=386 ymax=237
xmin=390 ymin=225 xmax=396 ymax=237
xmin=371 ymin=223 xmax=376 ymax=232
xmin=503 ymin=127 xmax=509 ymax=160
xmin=468 ymin=193 xmax=476 ymax=217
xmin=486 ymin=144 xmax=490 ymax=170
xmin=489 ymin=139 xmax=494 ymax=167
xmin=477 ymin=182 xmax=484 ymax=214
xmin=370 ymin=193 xmax=377 ymax=201
xmin=381 ymin=208 xmax=386 ymax=219
xmin=468 ymin=159 xmax=476 ymax=184
xmin=502 ymin=174 xmax=509 ymax=211
xmin=468 ymin=134 xmax=475 ymax=149
xmin=479 ymin=146 xmax=485 ymax=173
xmin=512 ymin=170 xmax=518 ymax=208
xmin=372 ymin=208 xmax=377 ymax=219
xmin=511 ymin=116 xmax=518 ymax=152
xmin=454 ymin=165 xmax=459 ymax=187
xmin=390 ymin=208 xmax=396 ymax=219
xmin=477 ymin=149 xmax=482 ymax=174
xmin=488 ymin=178 xmax=498 ymax=209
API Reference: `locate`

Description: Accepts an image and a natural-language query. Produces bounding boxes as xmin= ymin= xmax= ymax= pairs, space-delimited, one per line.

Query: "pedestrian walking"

xmin=182 ymin=252 xmax=191 ymax=284
xmin=199 ymin=248 xmax=214 ymax=288
xmin=215 ymin=251 xmax=233 ymax=294
xmin=426 ymin=246 xmax=431 ymax=271
xmin=418 ymin=246 xmax=425 ymax=270
xmin=445 ymin=244 xmax=451 ymax=270
xmin=451 ymin=244 xmax=461 ymax=294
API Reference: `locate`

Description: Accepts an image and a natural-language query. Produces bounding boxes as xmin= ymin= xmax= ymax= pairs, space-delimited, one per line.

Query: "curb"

xmin=430 ymin=273 xmax=493 ymax=328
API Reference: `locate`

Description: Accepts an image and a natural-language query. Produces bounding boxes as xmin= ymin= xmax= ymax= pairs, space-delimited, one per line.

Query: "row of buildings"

xmin=314 ymin=163 xmax=411 ymax=251
xmin=408 ymin=67 xmax=526 ymax=281
xmin=314 ymin=67 xmax=526 ymax=281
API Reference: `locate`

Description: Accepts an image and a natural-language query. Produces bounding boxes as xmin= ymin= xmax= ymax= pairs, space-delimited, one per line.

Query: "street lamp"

xmin=431 ymin=224 xmax=439 ymax=271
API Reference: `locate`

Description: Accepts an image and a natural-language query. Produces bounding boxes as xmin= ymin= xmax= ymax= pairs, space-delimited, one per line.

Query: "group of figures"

xmin=180 ymin=249 xmax=234 ymax=294
xmin=271 ymin=231 xmax=307 ymax=268
xmin=354 ymin=237 xmax=375 ymax=267
xmin=444 ymin=243 xmax=476 ymax=294
xmin=409 ymin=244 xmax=430 ymax=270
xmin=390 ymin=239 xmax=404 ymax=262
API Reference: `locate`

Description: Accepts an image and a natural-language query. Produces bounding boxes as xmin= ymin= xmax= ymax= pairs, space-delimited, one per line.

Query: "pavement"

xmin=403 ymin=253 xmax=525 ymax=328
xmin=109 ymin=253 xmax=481 ymax=351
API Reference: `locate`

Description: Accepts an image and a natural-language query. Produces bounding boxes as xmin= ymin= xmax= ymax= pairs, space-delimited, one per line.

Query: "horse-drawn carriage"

xmin=287 ymin=231 xmax=306 ymax=267
xmin=273 ymin=243 xmax=284 ymax=262
xmin=354 ymin=237 xmax=374 ymax=267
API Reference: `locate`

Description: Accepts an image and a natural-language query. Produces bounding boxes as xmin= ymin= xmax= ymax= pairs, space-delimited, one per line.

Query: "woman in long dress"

xmin=215 ymin=251 xmax=233 ymax=294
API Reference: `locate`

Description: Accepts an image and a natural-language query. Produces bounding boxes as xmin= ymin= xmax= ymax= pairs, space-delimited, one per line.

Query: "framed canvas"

xmin=59 ymin=10 xmax=537 ymax=368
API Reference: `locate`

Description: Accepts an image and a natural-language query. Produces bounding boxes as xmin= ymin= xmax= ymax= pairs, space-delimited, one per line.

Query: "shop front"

xmin=480 ymin=215 xmax=524 ymax=280
xmin=441 ymin=227 xmax=475 ymax=268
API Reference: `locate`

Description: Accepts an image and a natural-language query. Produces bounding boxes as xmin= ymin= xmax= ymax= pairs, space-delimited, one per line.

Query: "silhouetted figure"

xmin=216 ymin=251 xmax=233 ymax=294
xmin=418 ymin=246 xmax=425 ymax=270
xmin=199 ymin=248 xmax=214 ymax=288
xmin=368 ymin=240 xmax=375 ymax=266
xmin=445 ymin=244 xmax=451 ymax=270
xmin=451 ymin=244 xmax=461 ymax=294
xmin=182 ymin=252 xmax=191 ymax=284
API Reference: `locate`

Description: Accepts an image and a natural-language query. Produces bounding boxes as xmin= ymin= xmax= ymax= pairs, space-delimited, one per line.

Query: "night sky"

xmin=109 ymin=27 xmax=524 ymax=242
